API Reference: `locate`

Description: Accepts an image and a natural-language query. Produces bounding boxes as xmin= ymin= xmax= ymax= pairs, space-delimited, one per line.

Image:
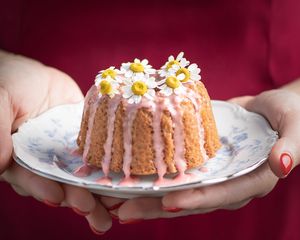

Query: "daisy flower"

xmin=157 ymin=75 xmax=186 ymax=96
xmin=95 ymin=66 xmax=122 ymax=85
xmin=122 ymin=75 xmax=157 ymax=104
xmin=170 ymin=63 xmax=201 ymax=83
xmin=96 ymin=76 xmax=120 ymax=98
xmin=120 ymin=58 xmax=155 ymax=78
xmin=158 ymin=52 xmax=190 ymax=77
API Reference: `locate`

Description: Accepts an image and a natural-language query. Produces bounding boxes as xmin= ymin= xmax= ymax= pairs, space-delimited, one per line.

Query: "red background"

xmin=1 ymin=0 xmax=300 ymax=239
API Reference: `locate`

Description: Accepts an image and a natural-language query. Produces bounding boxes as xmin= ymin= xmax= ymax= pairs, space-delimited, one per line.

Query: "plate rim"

xmin=12 ymin=100 xmax=278 ymax=195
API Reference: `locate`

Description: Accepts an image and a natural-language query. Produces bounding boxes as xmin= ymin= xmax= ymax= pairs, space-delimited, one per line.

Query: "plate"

xmin=12 ymin=101 xmax=278 ymax=198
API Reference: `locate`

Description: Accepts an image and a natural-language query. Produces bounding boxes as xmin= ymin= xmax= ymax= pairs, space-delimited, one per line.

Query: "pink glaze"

xmin=66 ymin=147 xmax=82 ymax=157
xmin=166 ymin=95 xmax=187 ymax=174
xmin=122 ymin=100 xmax=138 ymax=178
xmin=73 ymin=164 xmax=94 ymax=177
xmin=82 ymin=87 xmax=100 ymax=163
xmin=102 ymin=95 xmax=122 ymax=176
xmin=199 ymin=166 xmax=208 ymax=172
xmin=96 ymin=176 xmax=113 ymax=186
xmin=118 ymin=176 xmax=140 ymax=187
xmin=154 ymin=172 xmax=198 ymax=187
xmin=152 ymin=96 xmax=167 ymax=179
xmin=186 ymin=88 xmax=208 ymax=161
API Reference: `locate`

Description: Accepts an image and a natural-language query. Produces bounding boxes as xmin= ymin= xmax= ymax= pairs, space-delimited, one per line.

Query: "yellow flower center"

xmin=131 ymin=81 xmax=148 ymax=95
xmin=176 ymin=67 xmax=190 ymax=82
xmin=166 ymin=60 xmax=179 ymax=70
xmin=101 ymin=69 xmax=117 ymax=79
xmin=100 ymin=80 xmax=112 ymax=95
xmin=165 ymin=76 xmax=180 ymax=89
xmin=130 ymin=63 xmax=144 ymax=73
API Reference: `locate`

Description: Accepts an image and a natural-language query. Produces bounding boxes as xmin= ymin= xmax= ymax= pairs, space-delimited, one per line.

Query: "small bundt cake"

xmin=77 ymin=52 xmax=221 ymax=179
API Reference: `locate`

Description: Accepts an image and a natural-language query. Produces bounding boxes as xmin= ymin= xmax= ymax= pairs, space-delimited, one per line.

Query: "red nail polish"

xmin=72 ymin=207 xmax=90 ymax=216
xmin=109 ymin=212 xmax=119 ymax=220
xmin=43 ymin=200 xmax=60 ymax=208
xmin=162 ymin=206 xmax=182 ymax=213
xmin=280 ymin=153 xmax=293 ymax=176
xmin=107 ymin=202 xmax=124 ymax=211
xmin=119 ymin=219 xmax=143 ymax=224
xmin=89 ymin=225 xmax=105 ymax=236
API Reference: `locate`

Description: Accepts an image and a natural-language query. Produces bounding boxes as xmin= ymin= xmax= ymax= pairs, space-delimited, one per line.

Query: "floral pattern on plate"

xmin=12 ymin=101 xmax=278 ymax=198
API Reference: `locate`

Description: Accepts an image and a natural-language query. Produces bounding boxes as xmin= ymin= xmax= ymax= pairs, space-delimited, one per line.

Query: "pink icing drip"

xmin=154 ymin=172 xmax=198 ymax=187
xmin=118 ymin=176 xmax=139 ymax=187
xmin=102 ymin=95 xmax=122 ymax=177
xmin=73 ymin=164 xmax=94 ymax=177
xmin=122 ymin=100 xmax=139 ymax=178
xmin=166 ymin=95 xmax=187 ymax=174
xmin=96 ymin=176 xmax=113 ymax=186
xmin=82 ymin=88 xmax=101 ymax=163
xmin=152 ymin=96 xmax=167 ymax=180
xmin=186 ymin=88 xmax=208 ymax=161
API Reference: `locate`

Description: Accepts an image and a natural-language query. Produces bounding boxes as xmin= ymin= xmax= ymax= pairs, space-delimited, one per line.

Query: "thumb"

xmin=0 ymin=89 xmax=13 ymax=174
xmin=245 ymin=90 xmax=300 ymax=178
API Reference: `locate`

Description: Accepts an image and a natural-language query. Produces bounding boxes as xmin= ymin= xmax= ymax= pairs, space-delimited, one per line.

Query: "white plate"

xmin=12 ymin=101 xmax=278 ymax=198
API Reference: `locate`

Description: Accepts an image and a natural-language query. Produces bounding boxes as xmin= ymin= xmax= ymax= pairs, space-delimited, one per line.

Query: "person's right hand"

xmin=0 ymin=50 xmax=119 ymax=235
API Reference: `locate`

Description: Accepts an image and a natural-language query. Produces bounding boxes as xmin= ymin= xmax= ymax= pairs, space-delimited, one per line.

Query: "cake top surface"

xmin=94 ymin=52 xmax=201 ymax=104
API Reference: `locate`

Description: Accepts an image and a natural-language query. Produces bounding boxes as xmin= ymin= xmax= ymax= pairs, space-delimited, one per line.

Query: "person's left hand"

xmin=0 ymin=51 xmax=120 ymax=234
xmin=115 ymin=89 xmax=300 ymax=221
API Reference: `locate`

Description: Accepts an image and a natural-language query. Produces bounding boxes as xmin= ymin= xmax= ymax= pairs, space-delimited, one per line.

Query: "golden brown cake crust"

xmin=77 ymin=81 xmax=221 ymax=176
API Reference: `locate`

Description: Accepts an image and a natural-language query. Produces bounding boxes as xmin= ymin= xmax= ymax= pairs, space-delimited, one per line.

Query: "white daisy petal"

xmin=177 ymin=73 xmax=185 ymax=81
xmin=128 ymin=97 xmax=135 ymax=104
xmin=141 ymin=59 xmax=149 ymax=65
xmin=191 ymin=74 xmax=201 ymax=81
xmin=188 ymin=63 xmax=198 ymax=71
xmin=164 ymin=87 xmax=173 ymax=96
xmin=168 ymin=55 xmax=174 ymax=61
xmin=176 ymin=52 xmax=184 ymax=61
xmin=125 ymin=71 xmax=133 ymax=78
xmin=147 ymin=89 xmax=156 ymax=98
xmin=134 ymin=95 xmax=142 ymax=104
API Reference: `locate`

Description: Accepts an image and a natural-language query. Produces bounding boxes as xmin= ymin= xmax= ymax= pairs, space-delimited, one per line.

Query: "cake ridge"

xmin=77 ymin=52 xmax=221 ymax=180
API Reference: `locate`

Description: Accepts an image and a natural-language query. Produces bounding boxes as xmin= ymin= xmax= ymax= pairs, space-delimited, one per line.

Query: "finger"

xmin=162 ymin=163 xmax=277 ymax=210
xmin=11 ymin=184 xmax=29 ymax=197
xmin=2 ymin=163 xmax=64 ymax=204
xmin=222 ymin=199 xmax=252 ymax=210
xmin=118 ymin=197 xmax=216 ymax=221
xmin=62 ymin=184 xmax=96 ymax=216
xmin=98 ymin=195 xmax=126 ymax=211
xmin=85 ymin=200 xmax=112 ymax=234
xmin=0 ymin=88 xmax=13 ymax=173
xmin=228 ymin=96 xmax=254 ymax=108
xmin=245 ymin=90 xmax=300 ymax=177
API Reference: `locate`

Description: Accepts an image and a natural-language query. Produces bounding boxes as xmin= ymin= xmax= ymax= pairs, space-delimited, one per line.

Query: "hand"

xmin=115 ymin=89 xmax=300 ymax=221
xmin=0 ymin=50 xmax=117 ymax=234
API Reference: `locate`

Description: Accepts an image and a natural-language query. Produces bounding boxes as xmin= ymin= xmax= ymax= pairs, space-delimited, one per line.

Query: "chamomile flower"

xmin=170 ymin=63 xmax=201 ymax=83
xmin=159 ymin=52 xmax=190 ymax=77
xmin=157 ymin=75 xmax=185 ymax=96
xmin=121 ymin=58 xmax=155 ymax=78
xmin=96 ymin=76 xmax=120 ymax=98
xmin=122 ymin=75 xmax=157 ymax=104
xmin=95 ymin=66 xmax=122 ymax=85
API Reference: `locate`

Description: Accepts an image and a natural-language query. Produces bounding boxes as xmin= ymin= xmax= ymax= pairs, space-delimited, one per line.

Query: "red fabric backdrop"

xmin=1 ymin=0 xmax=300 ymax=239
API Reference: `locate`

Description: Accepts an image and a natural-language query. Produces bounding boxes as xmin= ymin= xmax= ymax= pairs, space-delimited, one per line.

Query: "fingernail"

xmin=280 ymin=152 xmax=293 ymax=176
xmin=89 ymin=224 xmax=105 ymax=236
xmin=109 ymin=212 xmax=119 ymax=220
xmin=72 ymin=207 xmax=90 ymax=216
xmin=43 ymin=200 xmax=60 ymax=208
xmin=107 ymin=201 xmax=124 ymax=211
xmin=162 ymin=206 xmax=182 ymax=213
xmin=119 ymin=219 xmax=143 ymax=224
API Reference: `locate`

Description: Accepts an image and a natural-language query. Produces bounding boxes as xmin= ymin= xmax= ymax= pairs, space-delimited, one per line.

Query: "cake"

xmin=77 ymin=52 xmax=221 ymax=179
